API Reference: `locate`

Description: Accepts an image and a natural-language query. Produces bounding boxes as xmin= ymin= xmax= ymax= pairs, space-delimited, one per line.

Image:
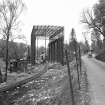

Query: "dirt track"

xmin=82 ymin=56 xmax=105 ymax=105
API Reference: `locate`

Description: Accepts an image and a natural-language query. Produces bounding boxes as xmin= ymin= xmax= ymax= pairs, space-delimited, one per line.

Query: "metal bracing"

xmin=33 ymin=25 xmax=63 ymax=38
xmin=31 ymin=25 xmax=64 ymax=65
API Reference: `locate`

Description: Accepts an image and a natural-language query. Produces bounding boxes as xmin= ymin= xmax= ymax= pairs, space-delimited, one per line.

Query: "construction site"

xmin=0 ymin=25 xmax=89 ymax=105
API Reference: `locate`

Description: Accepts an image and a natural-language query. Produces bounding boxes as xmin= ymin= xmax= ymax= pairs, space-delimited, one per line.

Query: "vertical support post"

xmin=56 ymin=39 xmax=58 ymax=62
xmin=65 ymin=49 xmax=75 ymax=105
xmin=59 ymin=38 xmax=61 ymax=63
xmin=59 ymin=37 xmax=64 ymax=65
xmin=52 ymin=41 xmax=54 ymax=63
xmin=49 ymin=42 xmax=51 ymax=62
xmin=54 ymin=41 xmax=56 ymax=62
xmin=50 ymin=42 xmax=52 ymax=63
xmin=58 ymin=38 xmax=60 ymax=63
xmin=27 ymin=46 xmax=30 ymax=63
xmin=48 ymin=41 xmax=51 ymax=62
xmin=79 ymin=45 xmax=82 ymax=74
xmin=48 ymin=42 xmax=50 ymax=62
xmin=61 ymin=36 xmax=64 ymax=65
xmin=31 ymin=27 xmax=36 ymax=65
xmin=45 ymin=29 xmax=46 ymax=61
xmin=37 ymin=37 xmax=38 ymax=60
xmin=55 ymin=40 xmax=58 ymax=62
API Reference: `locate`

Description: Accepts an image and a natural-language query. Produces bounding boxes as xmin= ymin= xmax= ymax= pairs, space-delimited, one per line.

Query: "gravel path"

xmin=82 ymin=56 xmax=105 ymax=105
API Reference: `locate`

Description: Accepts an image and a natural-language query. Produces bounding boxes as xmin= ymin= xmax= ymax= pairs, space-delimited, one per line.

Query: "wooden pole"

xmin=57 ymin=39 xmax=59 ymax=62
xmin=61 ymin=36 xmax=64 ymax=65
xmin=44 ymin=28 xmax=47 ymax=63
xmin=79 ymin=45 xmax=82 ymax=74
xmin=37 ymin=37 xmax=38 ymax=60
xmin=55 ymin=40 xmax=57 ymax=62
xmin=51 ymin=42 xmax=52 ymax=63
xmin=52 ymin=42 xmax=54 ymax=63
xmin=59 ymin=38 xmax=62 ymax=64
xmin=54 ymin=41 xmax=56 ymax=62
xmin=48 ymin=42 xmax=50 ymax=62
xmin=65 ymin=49 xmax=75 ymax=105
xmin=58 ymin=38 xmax=60 ymax=63
xmin=74 ymin=41 xmax=80 ymax=90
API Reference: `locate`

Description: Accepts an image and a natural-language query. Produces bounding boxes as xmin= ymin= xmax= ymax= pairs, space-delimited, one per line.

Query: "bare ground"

xmin=0 ymin=61 xmax=89 ymax=105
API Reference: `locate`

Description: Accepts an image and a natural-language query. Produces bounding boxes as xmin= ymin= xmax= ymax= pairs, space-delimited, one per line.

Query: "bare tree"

xmin=81 ymin=9 xmax=105 ymax=37
xmin=81 ymin=0 xmax=105 ymax=38
xmin=0 ymin=0 xmax=25 ymax=81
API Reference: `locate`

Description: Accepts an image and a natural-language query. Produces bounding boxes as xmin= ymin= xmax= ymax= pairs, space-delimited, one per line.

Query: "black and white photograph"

xmin=0 ymin=0 xmax=104 ymax=105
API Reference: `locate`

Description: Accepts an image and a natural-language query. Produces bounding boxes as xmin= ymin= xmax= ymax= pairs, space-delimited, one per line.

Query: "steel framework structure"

xmin=31 ymin=25 xmax=64 ymax=65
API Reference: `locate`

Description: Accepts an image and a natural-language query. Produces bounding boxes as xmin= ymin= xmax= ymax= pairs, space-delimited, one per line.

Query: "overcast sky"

xmin=19 ymin=0 xmax=98 ymax=46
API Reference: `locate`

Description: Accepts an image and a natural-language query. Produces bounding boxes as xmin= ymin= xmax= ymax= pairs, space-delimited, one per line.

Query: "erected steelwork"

xmin=31 ymin=25 xmax=64 ymax=65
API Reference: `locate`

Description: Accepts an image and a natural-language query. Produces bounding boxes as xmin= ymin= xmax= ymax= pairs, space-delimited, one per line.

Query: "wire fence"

xmin=65 ymin=43 xmax=82 ymax=105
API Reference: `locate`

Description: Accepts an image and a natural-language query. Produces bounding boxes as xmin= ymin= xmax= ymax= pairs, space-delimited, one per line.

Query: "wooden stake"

xmin=74 ymin=43 xmax=80 ymax=90
xmin=65 ymin=49 xmax=75 ymax=105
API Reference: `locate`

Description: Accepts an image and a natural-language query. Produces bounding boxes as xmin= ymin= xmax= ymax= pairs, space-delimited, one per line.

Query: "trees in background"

xmin=83 ymin=33 xmax=90 ymax=52
xmin=0 ymin=0 xmax=25 ymax=81
xmin=0 ymin=39 xmax=27 ymax=61
xmin=81 ymin=0 xmax=105 ymax=52
xmin=69 ymin=28 xmax=77 ymax=51
xmin=93 ymin=0 xmax=105 ymax=37
xmin=69 ymin=28 xmax=78 ymax=60
xmin=79 ymin=42 xmax=89 ymax=54
xmin=91 ymin=29 xmax=103 ymax=52
xmin=81 ymin=0 xmax=105 ymax=37
xmin=69 ymin=28 xmax=90 ymax=55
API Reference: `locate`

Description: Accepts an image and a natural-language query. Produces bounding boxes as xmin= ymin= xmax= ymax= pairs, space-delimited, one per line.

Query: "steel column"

xmin=31 ymin=28 xmax=36 ymax=65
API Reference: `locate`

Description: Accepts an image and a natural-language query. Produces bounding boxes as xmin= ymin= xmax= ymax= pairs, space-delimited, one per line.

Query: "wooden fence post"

xmin=65 ymin=49 xmax=75 ymax=105
xmin=74 ymin=43 xmax=80 ymax=90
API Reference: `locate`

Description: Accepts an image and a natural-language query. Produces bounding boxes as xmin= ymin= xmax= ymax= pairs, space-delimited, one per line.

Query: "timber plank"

xmin=0 ymin=63 xmax=48 ymax=93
